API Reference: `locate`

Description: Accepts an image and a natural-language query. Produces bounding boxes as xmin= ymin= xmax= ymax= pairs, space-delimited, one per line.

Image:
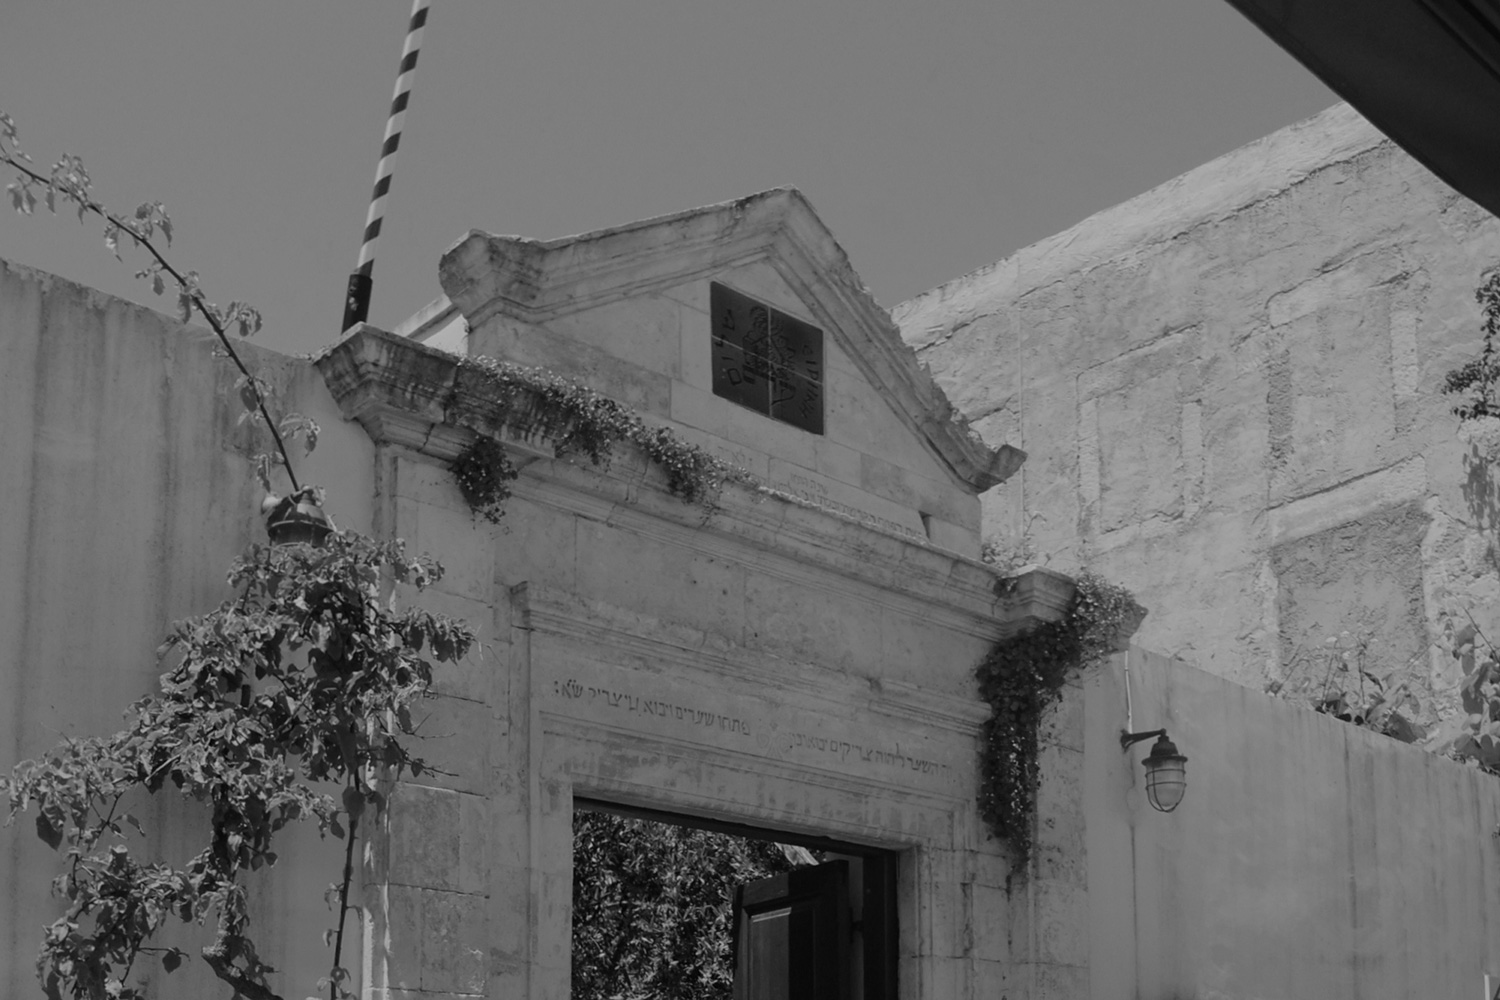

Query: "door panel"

xmin=733 ymin=861 xmax=850 ymax=1000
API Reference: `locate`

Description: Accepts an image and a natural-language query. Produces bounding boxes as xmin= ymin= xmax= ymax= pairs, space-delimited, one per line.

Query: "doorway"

xmin=572 ymin=799 xmax=898 ymax=1000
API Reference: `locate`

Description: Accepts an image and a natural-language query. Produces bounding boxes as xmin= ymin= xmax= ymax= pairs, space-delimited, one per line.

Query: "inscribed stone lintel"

xmin=515 ymin=582 xmax=991 ymax=736
xmin=502 ymin=491 xmax=1006 ymax=640
xmin=538 ymin=660 xmax=971 ymax=800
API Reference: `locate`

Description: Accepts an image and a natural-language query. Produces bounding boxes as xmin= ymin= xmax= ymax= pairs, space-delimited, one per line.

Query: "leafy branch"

xmin=0 ymin=111 xmax=314 ymax=493
xmin=452 ymin=355 xmax=757 ymax=516
xmin=1443 ymin=270 xmax=1500 ymax=421
xmin=0 ymin=109 xmax=491 ymax=1000
xmin=1408 ymin=609 xmax=1500 ymax=773
xmin=1 ymin=534 xmax=476 ymax=1000
xmin=1264 ymin=631 xmax=1429 ymax=744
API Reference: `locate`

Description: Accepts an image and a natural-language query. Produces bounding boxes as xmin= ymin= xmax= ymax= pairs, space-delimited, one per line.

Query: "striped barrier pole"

xmin=342 ymin=0 xmax=431 ymax=332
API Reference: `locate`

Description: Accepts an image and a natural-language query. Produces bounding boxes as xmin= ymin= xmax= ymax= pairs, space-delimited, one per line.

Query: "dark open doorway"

xmin=572 ymin=798 xmax=898 ymax=1000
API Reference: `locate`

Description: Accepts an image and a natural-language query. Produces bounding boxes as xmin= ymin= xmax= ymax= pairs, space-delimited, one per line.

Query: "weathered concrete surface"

xmin=0 ymin=259 xmax=372 ymax=999
xmin=898 ymin=102 xmax=1500 ymax=700
xmin=1083 ymin=648 xmax=1500 ymax=1000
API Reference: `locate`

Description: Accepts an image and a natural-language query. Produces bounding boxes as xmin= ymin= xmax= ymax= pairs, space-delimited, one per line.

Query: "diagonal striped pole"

xmin=342 ymin=0 xmax=431 ymax=332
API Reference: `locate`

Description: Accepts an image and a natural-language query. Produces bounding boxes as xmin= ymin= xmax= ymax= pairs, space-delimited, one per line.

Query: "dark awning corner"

xmin=1223 ymin=0 xmax=1500 ymax=218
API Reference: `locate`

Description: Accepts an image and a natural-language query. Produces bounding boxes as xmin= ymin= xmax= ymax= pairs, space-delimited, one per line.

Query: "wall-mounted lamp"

xmin=263 ymin=492 xmax=333 ymax=547
xmin=1120 ymin=729 xmax=1187 ymax=813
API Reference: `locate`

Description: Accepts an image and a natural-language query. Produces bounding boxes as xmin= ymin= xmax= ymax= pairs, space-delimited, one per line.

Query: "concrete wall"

xmin=0 ymin=259 xmax=372 ymax=999
xmin=897 ymin=103 xmax=1500 ymax=703
xmin=1082 ymin=648 xmax=1500 ymax=1000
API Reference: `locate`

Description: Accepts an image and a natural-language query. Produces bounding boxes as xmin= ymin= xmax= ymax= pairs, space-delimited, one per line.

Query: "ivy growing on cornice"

xmin=449 ymin=356 xmax=757 ymax=516
xmin=976 ymin=572 xmax=1142 ymax=877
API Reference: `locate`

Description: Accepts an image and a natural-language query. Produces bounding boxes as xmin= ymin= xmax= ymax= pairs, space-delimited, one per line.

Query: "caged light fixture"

xmin=262 ymin=492 xmax=333 ymax=547
xmin=1119 ymin=729 xmax=1188 ymax=813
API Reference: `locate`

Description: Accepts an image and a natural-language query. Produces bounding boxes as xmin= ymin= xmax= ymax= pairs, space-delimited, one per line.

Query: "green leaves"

xmin=254 ymin=454 xmax=274 ymax=494
xmin=238 ymin=378 xmax=263 ymax=419
xmin=976 ymin=573 xmax=1138 ymax=874
xmin=451 ymin=355 xmax=755 ymax=523
xmin=450 ymin=437 xmax=517 ymax=523
xmin=4 ymin=532 xmax=477 ymax=1000
xmin=7 ymin=178 xmax=36 ymax=214
xmin=0 ymin=108 xmax=304 ymax=489
xmin=1444 ymin=270 xmax=1500 ymax=419
xmin=572 ymin=811 xmax=801 ymax=1000
xmin=223 ymin=301 xmax=264 ymax=339
xmin=278 ymin=413 xmax=320 ymax=457
xmin=35 ymin=812 xmax=62 ymax=850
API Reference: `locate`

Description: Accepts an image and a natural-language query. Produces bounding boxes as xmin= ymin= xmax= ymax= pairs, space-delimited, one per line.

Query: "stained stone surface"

xmin=898 ymin=102 xmax=1500 ymax=704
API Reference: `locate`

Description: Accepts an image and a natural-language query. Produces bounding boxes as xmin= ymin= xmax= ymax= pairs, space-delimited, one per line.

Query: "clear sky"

xmin=0 ymin=0 xmax=1335 ymax=354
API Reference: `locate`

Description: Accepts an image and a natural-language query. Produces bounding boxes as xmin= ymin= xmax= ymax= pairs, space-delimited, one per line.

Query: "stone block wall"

xmin=314 ymin=325 xmax=1068 ymax=999
xmin=897 ymin=103 xmax=1500 ymax=706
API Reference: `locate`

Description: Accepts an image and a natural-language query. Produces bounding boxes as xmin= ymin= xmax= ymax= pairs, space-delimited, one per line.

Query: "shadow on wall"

xmin=1463 ymin=444 xmax=1500 ymax=562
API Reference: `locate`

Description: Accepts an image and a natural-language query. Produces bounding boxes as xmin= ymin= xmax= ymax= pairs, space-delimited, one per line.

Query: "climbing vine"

xmin=2 ymin=109 xmax=478 ymax=1000
xmin=451 ymin=437 xmax=518 ymax=523
xmin=1442 ymin=269 xmax=1500 ymax=420
xmin=1431 ymin=266 xmax=1500 ymax=773
xmin=1 ymin=111 xmax=316 ymax=496
xmin=0 ymin=534 xmax=474 ymax=1000
xmin=976 ymin=572 xmax=1141 ymax=875
xmin=451 ymin=356 xmax=754 ymax=514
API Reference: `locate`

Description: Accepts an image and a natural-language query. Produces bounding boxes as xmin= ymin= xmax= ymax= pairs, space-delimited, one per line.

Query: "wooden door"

xmin=732 ymin=861 xmax=851 ymax=1000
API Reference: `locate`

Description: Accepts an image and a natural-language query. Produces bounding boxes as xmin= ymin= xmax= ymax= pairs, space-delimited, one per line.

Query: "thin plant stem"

xmin=1 ymin=154 xmax=301 ymax=492
xmin=329 ymin=774 xmax=360 ymax=1000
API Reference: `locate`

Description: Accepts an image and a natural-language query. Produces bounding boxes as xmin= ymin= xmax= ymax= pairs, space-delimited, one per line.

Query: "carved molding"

xmin=1001 ymin=567 xmax=1078 ymax=632
xmin=323 ymin=330 xmax=1022 ymax=616
xmin=319 ymin=329 xmax=1078 ymax=641
xmin=435 ymin=188 xmax=1024 ymax=492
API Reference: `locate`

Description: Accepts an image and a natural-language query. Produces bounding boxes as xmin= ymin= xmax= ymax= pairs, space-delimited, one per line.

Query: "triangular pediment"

xmin=438 ymin=188 xmax=1022 ymax=497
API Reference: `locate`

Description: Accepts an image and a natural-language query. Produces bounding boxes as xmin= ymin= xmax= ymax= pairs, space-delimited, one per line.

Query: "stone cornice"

xmin=315 ymin=328 xmax=1067 ymax=638
xmin=435 ymin=187 xmax=1024 ymax=493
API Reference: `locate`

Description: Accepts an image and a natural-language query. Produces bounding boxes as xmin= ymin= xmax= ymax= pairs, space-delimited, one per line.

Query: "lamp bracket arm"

xmin=1119 ymin=728 xmax=1167 ymax=751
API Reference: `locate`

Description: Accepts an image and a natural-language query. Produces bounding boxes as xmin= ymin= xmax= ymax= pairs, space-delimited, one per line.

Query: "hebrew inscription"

xmin=555 ymin=678 xmax=751 ymax=734
xmin=784 ymin=730 xmax=951 ymax=776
